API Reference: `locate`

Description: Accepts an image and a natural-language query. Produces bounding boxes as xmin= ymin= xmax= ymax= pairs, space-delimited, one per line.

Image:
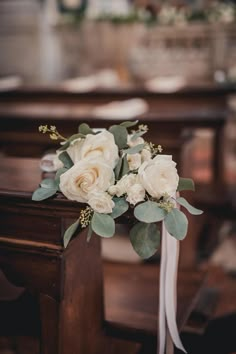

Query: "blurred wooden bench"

xmin=0 ymin=156 xmax=205 ymax=354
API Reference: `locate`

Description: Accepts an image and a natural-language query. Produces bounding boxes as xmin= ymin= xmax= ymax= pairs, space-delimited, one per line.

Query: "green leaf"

xmin=110 ymin=198 xmax=129 ymax=219
xmin=134 ymin=201 xmax=166 ymax=223
xmin=123 ymin=143 xmax=145 ymax=155
xmin=63 ymin=218 xmax=80 ymax=248
xmin=40 ymin=178 xmax=57 ymax=189
xmin=32 ymin=187 xmax=57 ymax=201
xmin=91 ymin=212 xmax=115 ymax=238
xmin=120 ymin=120 xmax=139 ymax=128
xmin=120 ymin=155 xmax=130 ymax=177
xmin=131 ymin=131 xmax=146 ymax=141
xmin=57 ymin=133 xmax=85 ymax=151
xmin=114 ymin=157 xmax=122 ymax=180
xmin=164 ymin=208 xmax=188 ymax=240
xmin=176 ymin=197 xmax=203 ymax=215
xmin=130 ymin=222 xmax=160 ymax=259
xmin=55 ymin=167 xmax=68 ymax=185
xmin=177 ymin=178 xmax=195 ymax=191
xmin=78 ymin=123 xmax=94 ymax=135
xmin=87 ymin=224 xmax=93 ymax=243
xmin=109 ymin=125 xmax=128 ymax=149
xmin=59 ymin=151 xmax=74 ymax=169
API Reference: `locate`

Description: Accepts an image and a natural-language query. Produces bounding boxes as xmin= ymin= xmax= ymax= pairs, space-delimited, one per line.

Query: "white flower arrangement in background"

xmin=32 ymin=121 xmax=202 ymax=258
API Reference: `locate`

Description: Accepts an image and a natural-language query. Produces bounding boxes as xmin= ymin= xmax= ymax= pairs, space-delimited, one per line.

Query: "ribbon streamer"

xmin=158 ymin=222 xmax=187 ymax=354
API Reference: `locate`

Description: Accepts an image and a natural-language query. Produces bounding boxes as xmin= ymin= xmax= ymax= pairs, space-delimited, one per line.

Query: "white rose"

xmin=126 ymin=183 xmax=145 ymax=205
xmin=127 ymin=153 xmax=142 ymax=171
xmin=108 ymin=173 xmax=137 ymax=197
xmin=88 ymin=192 xmax=115 ymax=214
xmin=138 ymin=155 xmax=179 ymax=199
xmin=60 ymin=158 xmax=115 ymax=203
xmin=79 ymin=130 xmax=119 ymax=168
xmin=127 ymin=134 xmax=144 ymax=147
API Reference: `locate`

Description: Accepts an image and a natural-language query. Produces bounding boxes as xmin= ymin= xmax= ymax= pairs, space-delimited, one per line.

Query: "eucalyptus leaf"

xmin=32 ymin=187 xmax=57 ymax=201
xmin=164 ymin=208 xmax=188 ymax=240
xmin=58 ymin=133 xmax=85 ymax=151
xmin=123 ymin=143 xmax=145 ymax=155
xmin=55 ymin=167 xmax=68 ymax=185
xmin=177 ymin=178 xmax=195 ymax=191
xmin=134 ymin=201 xmax=166 ymax=223
xmin=176 ymin=197 xmax=203 ymax=215
xmin=109 ymin=125 xmax=128 ymax=149
xmin=120 ymin=120 xmax=139 ymax=128
xmin=86 ymin=224 xmax=93 ymax=243
xmin=120 ymin=156 xmax=130 ymax=177
xmin=130 ymin=222 xmax=160 ymax=259
xmin=59 ymin=151 xmax=74 ymax=169
xmin=78 ymin=123 xmax=94 ymax=135
xmin=91 ymin=212 xmax=115 ymax=238
xmin=63 ymin=218 xmax=80 ymax=248
xmin=40 ymin=178 xmax=57 ymax=189
xmin=110 ymin=198 xmax=129 ymax=219
xmin=131 ymin=131 xmax=146 ymax=141
xmin=114 ymin=157 xmax=122 ymax=180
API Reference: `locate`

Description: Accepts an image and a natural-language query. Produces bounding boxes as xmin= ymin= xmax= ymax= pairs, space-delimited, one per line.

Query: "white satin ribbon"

xmin=158 ymin=222 xmax=187 ymax=354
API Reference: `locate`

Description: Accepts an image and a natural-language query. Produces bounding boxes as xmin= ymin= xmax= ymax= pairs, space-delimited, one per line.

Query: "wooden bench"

xmin=0 ymin=156 xmax=205 ymax=354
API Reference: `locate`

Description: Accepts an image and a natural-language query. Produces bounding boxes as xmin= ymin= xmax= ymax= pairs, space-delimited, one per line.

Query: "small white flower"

xmin=127 ymin=153 xmax=142 ymax=171
xmin=88 ymin=192 xmax=115 ymax=214
xmin=126 ymin=183 xmax=145 ymax=206
xmin=108 ymin=173 xmax=137 ymax=197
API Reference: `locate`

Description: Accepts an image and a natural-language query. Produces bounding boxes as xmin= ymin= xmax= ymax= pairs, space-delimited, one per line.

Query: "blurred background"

xmin=0 ymin=1 xmax=236 ymax=353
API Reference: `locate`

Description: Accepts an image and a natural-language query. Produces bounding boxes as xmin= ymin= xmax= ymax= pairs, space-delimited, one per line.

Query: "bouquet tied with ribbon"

xmin=32 ymin=120 xmax=202 ymax=353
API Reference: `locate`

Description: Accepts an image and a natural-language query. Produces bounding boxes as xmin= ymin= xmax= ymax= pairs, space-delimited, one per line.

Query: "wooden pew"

xmin=0 ymin=85 xmax=230 ymax=268
xmin=0 ymin=156 xmax=205 ymax=354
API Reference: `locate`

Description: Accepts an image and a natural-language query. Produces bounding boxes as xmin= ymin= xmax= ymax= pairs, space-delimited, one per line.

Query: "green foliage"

xmin=55 ymin=167 xmax=68 ymax=185
xmin=177 ymin=178 xmax=195 ymax=191
xmin=120 ymin=120 xmax=139 ymax=128
xmin=177 ymin=197 xmax=203 ymax=215
xmin=78 ymin=123 xmax=94 ymax=135
xmin=131 ymin=131 xmax=146 ymax=141
xmin=57 ymin=133 xmax=85 ymax=151
xmin=86 ymin=224 xmax=93 ymax=243
xmin=40 ymin=178 xmax=57 ymax=189
xmin=123 ymin=143 xmax=145 ymax=155
xmin=109 ymin=125 xmax=128 ymax=149
xmin=130 ymin=222 xmax=160 ymax=259
xmin=110 ymin=198 xmax=129 ymax=219
xmin=64 ymin=218 xmax=80 ymax=247
xmin=164 ymin=208 xmax=188 ymax=240
xmin=115 ymin=155 xmax=130 ymax=180
xmin=32 ymin=186 xmax=57 ymax=201
xmin=91 ymin=212 xmax=115 ymax=238
xmin=59 ymin=151 xmax=74 ymax=169
xmin=134 ymin=201 xmax=166 ymax=223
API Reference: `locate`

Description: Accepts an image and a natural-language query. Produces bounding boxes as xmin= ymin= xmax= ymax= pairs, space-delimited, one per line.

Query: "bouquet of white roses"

xmin=32 ymin=120 xmax=202 ymax=259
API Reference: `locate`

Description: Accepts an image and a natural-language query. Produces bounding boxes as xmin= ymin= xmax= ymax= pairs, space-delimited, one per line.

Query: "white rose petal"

xmin=79 ymin=130 xmax=119 ymax=168
xmin=88 ymin=192 xmax=115 ymax=214
xmin=127 ymin=153 xmax=142 ymax=171
xmin=126 ymin=183 xmax=146 ymax=206
xmin=60 ymin=158 xmax=115 ymax=203
xmin=138 ymin=155 xmax=179 ymax=199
